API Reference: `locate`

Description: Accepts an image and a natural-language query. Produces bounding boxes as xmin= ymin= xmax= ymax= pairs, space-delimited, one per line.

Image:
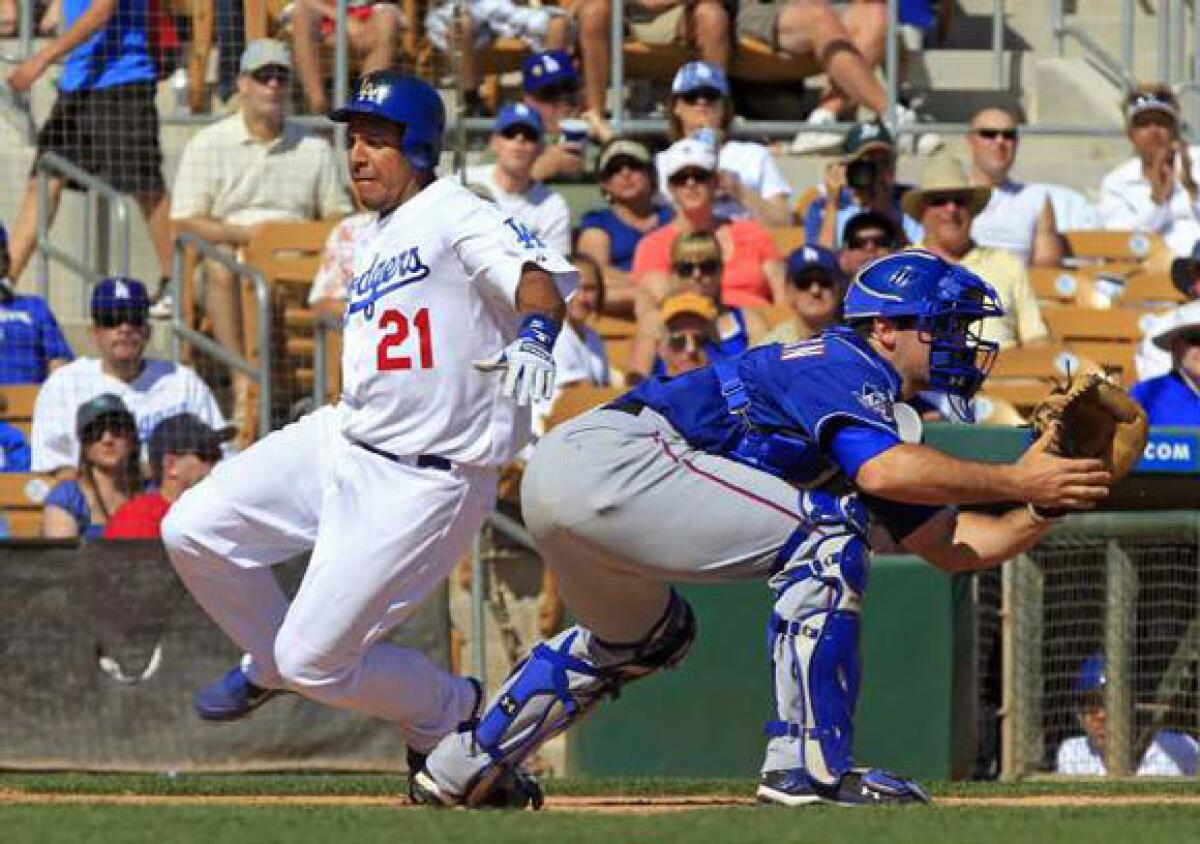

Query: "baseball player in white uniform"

xmin=162 ymin=72 xmax=575 ymax=801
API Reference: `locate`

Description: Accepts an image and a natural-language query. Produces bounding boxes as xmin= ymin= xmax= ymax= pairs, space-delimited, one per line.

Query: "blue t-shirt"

xmin=1130 ymin=371 xmax=1200 ymax=426
xmin=578 ymin=205 xmax=673 ymax=272
xmin=44 ymin=478 xmax=104 ymax=539
xmin=803 ymin=185 xmax=923 ymax=249
xmin=0 ymin=422 xmax=31 ymax=472
xmin=0 ymin=291 xmax=74 ymax=384
xmin=60 ymin=0 xmax=155 ymax=92
xmin=627 ymin=326 xmax=941 ymax=539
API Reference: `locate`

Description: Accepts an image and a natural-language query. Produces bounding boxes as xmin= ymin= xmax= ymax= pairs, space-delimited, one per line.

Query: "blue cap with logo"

xmin=91 ymin=276 xmax=150 ymax=319
xmin=522 ymin=49 xmax=578 ymax=94
xmin=670 ymin=61 xmax=730 ymax=98
xmin=786 ymin=244 xmax=842 ymax=283
xmin=494 ymin=103 xmax=544 ymax=138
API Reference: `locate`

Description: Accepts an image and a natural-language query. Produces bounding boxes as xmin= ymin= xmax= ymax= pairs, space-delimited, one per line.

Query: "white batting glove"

xmin=474 ymin=313 xmax=560 ymax=406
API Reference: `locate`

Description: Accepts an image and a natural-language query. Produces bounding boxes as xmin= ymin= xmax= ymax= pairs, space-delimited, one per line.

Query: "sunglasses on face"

xmin=81 ymin=416 xmax=137 ymax=444
xmin=665 ymin=329 xmax=710 ymax=353
xmin=94 ymin=310 xmax=147 ymax=329
xmin=668 ymin=168 xmax=714 ymax=187
xmin=974 ymin=127 xmax=1018 ymax=141
xmin=601 ymin=157 xmax=648 ymax=180
xmin=250 ymin=66 xmax=290 ymax=86
xmin=791 ymin=273 xmax=835 ymax=292
xmin=500 ymin=126 xmax=541 ymax=143
xmin=673 ymin=259 xmax=721 ymax=277
xmin=846 ymin=232 xmax=895 ymax=250
xmin=926 ymin=193 xmax=970 ymax=209
xmin=678 ymin=89 xmax=723 ymax=106
xmin=533 ymin=82 xmax=578 ymax=103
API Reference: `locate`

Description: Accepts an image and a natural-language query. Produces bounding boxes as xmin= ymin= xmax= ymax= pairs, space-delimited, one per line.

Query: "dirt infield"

xmin=2 ymin=790 xmax=1199 ymax=812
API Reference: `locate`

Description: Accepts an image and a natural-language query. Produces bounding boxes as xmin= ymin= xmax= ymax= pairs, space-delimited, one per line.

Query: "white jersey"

xmin=339 ymin=177 xmax=577 ymax=466
xmin=1055 ymin=731 xmax=1199 ymax=776
xmin=31 ymin=357 xmax=227 ymax=472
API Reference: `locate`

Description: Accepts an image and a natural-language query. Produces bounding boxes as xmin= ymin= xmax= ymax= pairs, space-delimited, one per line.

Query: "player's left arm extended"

xmin=900 ymin=506 xmax=1053 ymax=573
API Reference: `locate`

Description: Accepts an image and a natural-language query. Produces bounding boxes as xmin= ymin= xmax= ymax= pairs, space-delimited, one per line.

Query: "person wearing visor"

xmin=411 ymin=250 xmax=1114 ymax=810
xmin=578 ymin=138 xmax=674 ymax=316
xmin=42 ymin=393 xmax=143 ymax=540
xmin=30 ymin=277 xmax=225 ymax=476
xmin=656 ymin=292 xmax=719 ymax=377
xmin=1099 ymin=86 xmax=1200 ymax=256
xmin=655 ymin=62 xmax=794 ymax=227
xmin=467 ymin=104 xmax=572 ymax=257
xmin=758 ymin=244 xmax=844 ymax=346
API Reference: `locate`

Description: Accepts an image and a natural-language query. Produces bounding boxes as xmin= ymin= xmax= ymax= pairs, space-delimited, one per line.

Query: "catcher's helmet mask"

xmin=844 ymin=249 xmax=1004 ymax=422
xmin=331 ymin=71 xmax=445 ymax=172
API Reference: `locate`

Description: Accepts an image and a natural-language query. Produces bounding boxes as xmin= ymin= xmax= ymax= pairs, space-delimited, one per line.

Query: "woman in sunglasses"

xmin=633 ymin=137 xmax=786 ymax=313
xmin=627 ymin=232 xmax=769 ymax=382
xmin=578 ymin=138 xmax=674 ymax=317
xmin=656 ymin=62 xmax=793 ymax=227
xmin=42 ymin=394 xmax=144 ymax=540
xmin=1099 ymin=86 xmax=1200 ymax=257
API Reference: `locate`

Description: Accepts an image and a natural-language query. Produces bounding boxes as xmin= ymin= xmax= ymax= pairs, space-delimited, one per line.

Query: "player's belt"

xmin=604 ymin=397 xmax=647 ymax=416
xmin=348 ymin=437 xmax=452 ymax=471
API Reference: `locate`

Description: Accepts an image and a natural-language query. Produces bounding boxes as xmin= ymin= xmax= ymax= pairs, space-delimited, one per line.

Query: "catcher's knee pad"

xmin=467 ymin=591 xmax=696 ymax=793
xmin=765 ymin=531 xmax=868 ymax=785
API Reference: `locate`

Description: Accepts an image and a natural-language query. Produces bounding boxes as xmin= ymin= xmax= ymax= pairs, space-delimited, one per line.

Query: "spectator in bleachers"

xmin=171 ymin=39 xmax=352 ymax=429
xmin=577 ymin=138 xmax=673 ymax=317
xmin=426 ymin=0 xmax=571 ymax=117
xmin=41 ymin=393 xmax=143 ymax=539
xmin=906 ymin=153 xmax=1049 ymax=349
xmin=1099 ymin=86 xmax=1200 ymax=257
xmin=575 ymin=0 xmax=730 ymax=118
xmin=756 ymin=244 xmax=843 ymax=346
xmin=655 ymin=291 xmax=719 ymax=377
xmin=103 ymin=412 xmax=231 ymax=539
xmin=31 ymin=277 xmax=226 ymax=475
xmin=5 ymin=0 xmax=174 ymax=293
xmin=627 ymin=231 xmax=768 ymax=382
xmin=307 ymin=206 xmax=372 ymax=324
xmin=804 ymin=121 xmax=921 ymax=250
xmin=466 ymin=104 xmax=572 ymax=256
xmin=1130 ymin=300 xmax=1200 ymax=427
xmin=654 ymin=62 xmax=793 ymax=227
xmin=966 ymin=106 xmax=1066 ymax=268
xmin=533 ymin=253 xmax=610 ymax=434
xmin=634 ymin=137 xmax=785 ymax=310
xmin=1135 ymin=245 xmax=1200 ymax=381
xmin=522 ymin=50 xmax=614 ymax=182
xmin=0 ymin=222 xmax=73 ymax=384
xmin=290 ymin=0 xmax=405 ymax=114
xmin=837 ymin=210 xmax=899 ymax=277
xmin=0 ymin=392 xmax=31 ymax=473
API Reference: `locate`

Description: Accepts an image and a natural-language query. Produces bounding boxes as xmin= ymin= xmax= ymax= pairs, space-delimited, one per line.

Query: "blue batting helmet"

xmin=330 ymin=71 xmax=444 ymax=171
xmin=844 ymin=249 xmax=1004 ymax=420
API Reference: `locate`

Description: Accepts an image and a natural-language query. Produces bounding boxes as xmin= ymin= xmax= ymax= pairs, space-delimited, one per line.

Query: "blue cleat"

xmin=193 ymin=667 xmax=284 ymax=722
xmin=756 ymin=769 xmax=823 ymax=806
xmin=758 ymin=768 xmax=930 ymax=807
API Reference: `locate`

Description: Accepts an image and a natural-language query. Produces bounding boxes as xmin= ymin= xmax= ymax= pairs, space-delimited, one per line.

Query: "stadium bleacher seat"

xmin=1041 ymin=306 xmax=1153 ymax=383
xmin=0 ymin=384 xmax=39 ymax=440
xmin=983 ymin=343 xmax=1102 ymax=414
xmin=0 ymin=473 xmax=52 ymax=539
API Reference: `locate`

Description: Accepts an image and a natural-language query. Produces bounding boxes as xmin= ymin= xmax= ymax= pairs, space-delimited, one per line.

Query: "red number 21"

xmin=376 ymin=307 xmax=434 ymax=371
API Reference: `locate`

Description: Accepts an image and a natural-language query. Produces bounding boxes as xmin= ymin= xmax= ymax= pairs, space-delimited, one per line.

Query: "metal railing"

xmin=35 ymin=151 xmax=133 ymax=318
xmin=168 ymin=232 xmax=273 ymax=441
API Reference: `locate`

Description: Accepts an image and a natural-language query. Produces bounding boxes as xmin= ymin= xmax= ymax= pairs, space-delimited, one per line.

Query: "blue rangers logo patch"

xmin=855 ymin=382 xmax=894 ymax=421
xmin=347 ymin=246 xmax=431 ymax=319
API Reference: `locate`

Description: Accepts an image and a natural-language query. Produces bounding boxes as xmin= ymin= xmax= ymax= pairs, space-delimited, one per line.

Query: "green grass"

xmin=1 ymin=775 xmax=1198 ymax=844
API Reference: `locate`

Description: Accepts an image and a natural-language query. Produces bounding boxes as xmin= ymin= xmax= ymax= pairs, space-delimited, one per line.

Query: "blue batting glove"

xmin=474 ymin=313 xmax=561 ymax=406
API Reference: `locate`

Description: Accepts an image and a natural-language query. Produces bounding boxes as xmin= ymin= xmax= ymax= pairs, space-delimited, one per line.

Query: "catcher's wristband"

xmin=1027 ymin=504 xmax=1065 ymax=524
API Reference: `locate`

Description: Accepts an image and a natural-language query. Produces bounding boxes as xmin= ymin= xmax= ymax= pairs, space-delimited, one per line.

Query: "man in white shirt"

xmin=466 ymin=104 xmax=572 ymax=257
xmin=1056 ymin=654 xmax=1198 ymax=777
xmin=31 ymin=277 xmax=226 ymax=474
xmin=1099 ymin=87 xmax=1200 ymax=257
xmin=170 ymin=38 xmax=353 ymax=428
xmin=966 ymin=107 xmax=1067 ymax=268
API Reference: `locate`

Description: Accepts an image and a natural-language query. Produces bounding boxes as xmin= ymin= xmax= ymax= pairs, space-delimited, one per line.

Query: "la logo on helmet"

xmin=359 ymin=79 xmax=390 ymax=105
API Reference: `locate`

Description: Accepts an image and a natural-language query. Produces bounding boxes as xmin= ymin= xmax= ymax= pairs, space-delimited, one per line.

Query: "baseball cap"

xmin=91 ymin=276 xmax=150 ymax=320
xmin=75 ymin=393 xmax=135 ymax=437
xmin=494 ymin=103 xmax=544 ymax=138
xmin=1151 ymin=299 xmax=1200 ymax=350
xmin=786 ymin=244 xmax=842 ymax=283
xmin=1125 ymin=88 xmax=1180 ymax=123
xmin=149 ymin=413 xmax=236 ymax=469
xmin=522 ymin=49 xmax=578 ymax=94
xmin=240 ymin=38 xmax=292 ymax=74
xmin=597 ymin=138 xmax=652 ymax=177
xmin=660 ymin=292 xmax=718 ymax=325
xmin=671 ymin=62 xmax=730 ymax=98
xmin=842 ymin=121 xmax=895 ymax=161
xmin=658 ymin=137 xmax=718 ymax=183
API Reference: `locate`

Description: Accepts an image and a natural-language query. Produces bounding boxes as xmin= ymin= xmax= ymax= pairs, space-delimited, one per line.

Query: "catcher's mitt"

xmin=1029 ymin=372 xmax=1149 ymax=515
